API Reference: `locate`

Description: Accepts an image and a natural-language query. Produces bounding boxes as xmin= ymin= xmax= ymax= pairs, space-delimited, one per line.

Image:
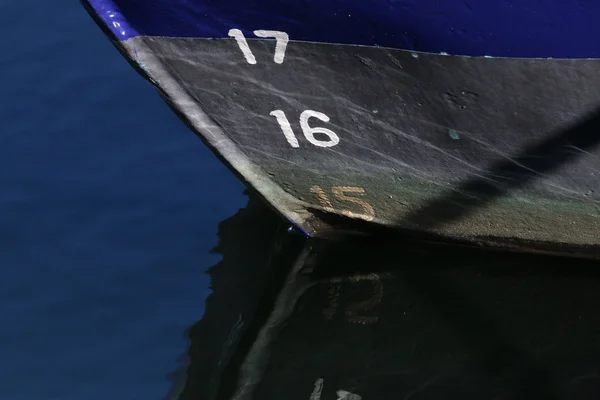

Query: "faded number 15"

xmin=311 ymin=185 xmax=375 ymax=221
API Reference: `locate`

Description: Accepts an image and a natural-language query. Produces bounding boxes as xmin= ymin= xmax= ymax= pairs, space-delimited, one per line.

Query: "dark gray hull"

xmin=107 ymin=33 xmax=600 ymax=255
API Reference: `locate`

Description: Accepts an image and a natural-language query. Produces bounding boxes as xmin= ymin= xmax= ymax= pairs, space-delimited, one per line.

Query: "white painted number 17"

xmin=228 ymin=29 xmax=289 ymax=64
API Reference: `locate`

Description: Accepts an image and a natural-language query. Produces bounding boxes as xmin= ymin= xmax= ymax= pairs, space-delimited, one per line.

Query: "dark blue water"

xmin=1 ymin=2 xmax=249 ymax=399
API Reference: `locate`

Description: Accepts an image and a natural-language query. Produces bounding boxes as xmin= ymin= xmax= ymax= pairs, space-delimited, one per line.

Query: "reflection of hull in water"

xmin=165 ymin=194 xmax=306 ymax=400
xmin=82 ymin=1 xmax=600 ymax=256
xmin=202 ymin=234 xmax=600 ymax=400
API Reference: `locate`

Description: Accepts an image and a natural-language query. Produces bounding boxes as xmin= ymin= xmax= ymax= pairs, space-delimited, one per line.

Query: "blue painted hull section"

xmin=87 ymin=0 xmax=600 ymax=58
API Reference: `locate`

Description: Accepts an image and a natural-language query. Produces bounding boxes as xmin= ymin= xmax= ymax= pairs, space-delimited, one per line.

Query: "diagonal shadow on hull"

xmin=397 ymin=107 xmax=600 ymax=233
xmin=314 ymin=107 xmax=600 ymax=256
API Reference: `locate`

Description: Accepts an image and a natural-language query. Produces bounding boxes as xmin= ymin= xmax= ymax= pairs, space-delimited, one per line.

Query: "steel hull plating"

xmin=82 ymin=1 xmax=600 ymax=256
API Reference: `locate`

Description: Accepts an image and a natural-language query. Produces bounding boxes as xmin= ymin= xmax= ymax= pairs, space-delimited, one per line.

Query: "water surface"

xmin=1 ymin=2 xmax=247 ymax=399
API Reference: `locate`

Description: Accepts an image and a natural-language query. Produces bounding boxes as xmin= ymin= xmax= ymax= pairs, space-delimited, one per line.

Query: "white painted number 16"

xmin=270 ymin=110 xmax=340 ymax=148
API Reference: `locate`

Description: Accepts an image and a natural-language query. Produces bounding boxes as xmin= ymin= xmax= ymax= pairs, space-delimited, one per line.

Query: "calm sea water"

xmin=6 ymin=2 xmax=600 ymax=400
xmin=1 ymin=2 xmax=250 ymax=399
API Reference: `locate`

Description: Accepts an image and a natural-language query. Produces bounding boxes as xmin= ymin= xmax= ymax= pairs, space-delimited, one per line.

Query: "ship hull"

xmin=82 ymin=0 xmax=600 ymax=255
